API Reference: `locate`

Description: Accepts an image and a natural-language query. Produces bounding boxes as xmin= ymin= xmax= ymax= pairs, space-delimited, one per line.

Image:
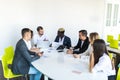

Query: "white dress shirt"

xmin=58 ymin=37 xmax=65 ymax=45
xmin=81 ymin=41 xmax=84 ymax=48
xmin=23 ymin=39 xmax=32 ymax=50
xmin=92 ymin=53 xmax=116 ymax=76
xmin=33 ymin=34 xmax=48 ymax=45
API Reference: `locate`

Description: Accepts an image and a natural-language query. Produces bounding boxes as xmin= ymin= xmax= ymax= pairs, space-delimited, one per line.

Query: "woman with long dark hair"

xmin=89 ymin=39 xmax=116 ymax=80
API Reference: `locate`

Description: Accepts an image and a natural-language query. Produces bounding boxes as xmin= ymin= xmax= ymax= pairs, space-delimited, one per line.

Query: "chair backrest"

xmin=2 ymin=46 xmax=14 ymax=63
xmin=107 ymin=35 xmax=114 ymax=43
xmin=109 ymin=39 xmax=119 ymax=49
xmin=109 ymin=53 xmax=113 ymax=60
xmin=117 ymin=64 xmax=120 ymax=80
xmin=118 ymin=34 xmax=120 ymax=41
xmin=1 ymin=46 xmax=21 ymax=78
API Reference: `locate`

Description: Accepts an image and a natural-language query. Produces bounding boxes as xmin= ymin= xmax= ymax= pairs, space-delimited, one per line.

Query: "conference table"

xmin=107 ymin=46 xmax=120 ymax=54
xmin=32 ymin=48 xmax=107 ymax=80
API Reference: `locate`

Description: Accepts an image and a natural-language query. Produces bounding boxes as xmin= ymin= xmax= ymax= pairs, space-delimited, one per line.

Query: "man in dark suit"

xmin=12 ymin=28 xmax=43 ymax=80
xmin=73 ymin=30 xmax=89 ymax=54
xmin=67 ymin=30 xmax=89 ymax=56
xmin=54 ymin=28 xmax=71 ymax=49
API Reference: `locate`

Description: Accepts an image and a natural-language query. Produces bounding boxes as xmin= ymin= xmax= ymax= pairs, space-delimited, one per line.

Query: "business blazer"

xmin=12 ymin=39 xmax=40 ymax=74
xmin=54 ymin=35 xmax=71 ymax=49
xmin=73 ymin=37 xmax=89 ymax=54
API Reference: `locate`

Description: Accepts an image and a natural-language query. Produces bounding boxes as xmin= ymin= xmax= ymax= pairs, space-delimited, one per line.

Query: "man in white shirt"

xmin=33 ymin=26 xmax=48 ymax=46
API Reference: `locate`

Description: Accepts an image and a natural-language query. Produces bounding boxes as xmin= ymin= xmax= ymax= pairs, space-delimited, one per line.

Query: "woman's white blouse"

xmin=92 ymin=53 xmax=116 ymax=76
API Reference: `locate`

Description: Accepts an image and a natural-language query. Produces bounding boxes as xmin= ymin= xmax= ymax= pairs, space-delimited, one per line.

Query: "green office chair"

xmin=118 ymin=34 xmax=120 ymax=41
xmin=109 ymin=53 xmax=113 ymax=60
xmin=1 ymin=46 xmax=22 ymax=79
xmin=109 ymin=39 xmax=119 ymax=49
xmin=117 ymin=64 xmax=120 ymax=80
xmin=107 ymin=35 xmax=114 ymax=43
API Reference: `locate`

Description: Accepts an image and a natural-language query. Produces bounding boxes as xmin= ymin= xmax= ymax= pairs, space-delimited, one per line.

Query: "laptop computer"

xmin=37 ymin=41 xmax=50 ymax=49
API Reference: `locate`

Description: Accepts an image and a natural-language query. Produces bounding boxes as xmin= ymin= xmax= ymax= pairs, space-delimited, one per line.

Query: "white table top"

xmin=107 ymin=46 xmax=120 ymax=54
xmin=32 ymin=49 xmax=107 ymax=80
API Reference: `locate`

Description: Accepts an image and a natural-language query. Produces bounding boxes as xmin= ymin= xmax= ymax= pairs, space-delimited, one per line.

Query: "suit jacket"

xmin=54 ymin=35 xmax=71 ymax=49
xmin=12 ymin=39 xmax=40 ymax=74
xmin=74 ymin=37 xmax=89 ymax=54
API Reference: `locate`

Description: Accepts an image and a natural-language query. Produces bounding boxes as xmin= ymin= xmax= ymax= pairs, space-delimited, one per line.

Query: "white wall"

xmin=0 ymin=0 xmax=105 ymax=56
xmin=103 ymin=0 xmax=120 ymax=40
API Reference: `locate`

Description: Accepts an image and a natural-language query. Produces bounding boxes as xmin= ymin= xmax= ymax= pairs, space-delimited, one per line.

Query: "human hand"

xmin=73 ymin=54 xmax=80 ymax=58
xmin=37 ymin=52 xmax=44 ymax=57
xmin=66 ymin=49 xmax=73 ymax=54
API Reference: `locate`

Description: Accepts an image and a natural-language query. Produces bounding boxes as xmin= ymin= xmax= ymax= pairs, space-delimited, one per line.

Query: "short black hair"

xmin=21 ymin=28 xmax=31 ymax=37
xmin=31 ymin=30 xmax=33 ymax=38
xmin=37 ymin=26 xmax=43 ymax=32
xmin=79 ymin=30 xmax=87 ymax=37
